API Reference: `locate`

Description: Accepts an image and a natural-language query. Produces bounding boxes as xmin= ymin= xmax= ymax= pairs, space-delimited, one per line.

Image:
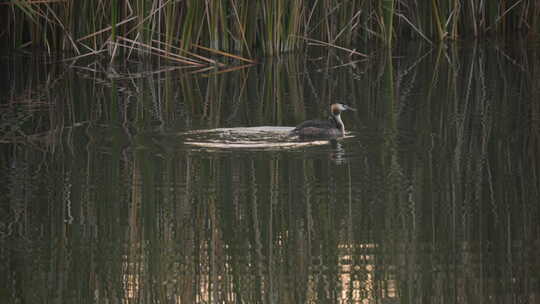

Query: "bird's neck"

xmin=331 ymin=114 xmax=345 ymax=134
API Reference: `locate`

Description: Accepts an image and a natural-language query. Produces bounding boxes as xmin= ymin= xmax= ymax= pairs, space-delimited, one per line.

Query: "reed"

xmin=3 ymin=0 xmax=539 ymax=61
xmin=381 ymin=0 xmax=395 ymax=46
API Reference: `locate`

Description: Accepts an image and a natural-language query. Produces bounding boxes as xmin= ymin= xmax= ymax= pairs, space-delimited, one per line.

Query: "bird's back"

xmin=290 ymin=118 xmax=341 ymax=138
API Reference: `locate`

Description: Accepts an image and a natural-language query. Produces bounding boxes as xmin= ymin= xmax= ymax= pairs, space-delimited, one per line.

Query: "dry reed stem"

xmin=117 ymin=36 xmax=205 ymax=66
xmin=113 ymin=41 xmax=201 ymax=66
xmin=43 ymin=4 xmax=81 ymax=53
xmin=200 ymin=63 xmax=255 ymax=77
xmin=152 ymin=39 xmax=224 ymax=66
xmin=61 ymin=49 xmax=108 ymax=62
xmin=395 ymin=12 xmax=433 ymax=44
xmin=297 ymin=36 xmax=368 ymax=57
xmin=188 ymin=66 xmax=217 ymax=75
xmin=192 ymin=44 xmax=256 ymax=63
xmin=431 ymin=0 xmax=446 ymax=40
xmin=77 ymin=16 xmax=137 ymax=42
xmin=124 ymin=0 xmax=173 ymax=37
xmin=332 ymin=9 xmax=363 ymax=43
xmin=229 ymin=0 xmax=252 ymax=58
xmin=493 ymin=1 xmax=524 ymax=27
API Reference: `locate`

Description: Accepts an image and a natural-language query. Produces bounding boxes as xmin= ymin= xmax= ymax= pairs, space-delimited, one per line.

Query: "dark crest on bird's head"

xmin=330 ymin=103 xmax=355 ymax=115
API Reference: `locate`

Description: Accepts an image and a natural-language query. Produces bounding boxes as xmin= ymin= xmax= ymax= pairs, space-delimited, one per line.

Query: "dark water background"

xmin=1 ymin=43 xmax=540 ymax=303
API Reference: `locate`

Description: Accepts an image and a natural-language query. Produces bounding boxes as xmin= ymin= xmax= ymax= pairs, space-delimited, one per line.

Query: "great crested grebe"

xmin=290 ymin=103 xmax=356 ymax=138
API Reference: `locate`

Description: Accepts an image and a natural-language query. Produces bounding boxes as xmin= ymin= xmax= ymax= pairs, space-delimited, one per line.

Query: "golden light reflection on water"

xmin=335 ymin=243 xmax=397 ymax=304
xmin=120 ymin=242 xmax=400 ymax=303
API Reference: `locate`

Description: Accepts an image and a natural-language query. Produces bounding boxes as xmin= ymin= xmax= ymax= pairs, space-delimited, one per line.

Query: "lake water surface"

xmin=1 ymin=43 xmax=540 ymax=303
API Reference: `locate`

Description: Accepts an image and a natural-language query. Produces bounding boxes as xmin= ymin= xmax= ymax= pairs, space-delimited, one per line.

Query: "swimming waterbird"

xmin=290 ymin=103 xmax=356 ymax=138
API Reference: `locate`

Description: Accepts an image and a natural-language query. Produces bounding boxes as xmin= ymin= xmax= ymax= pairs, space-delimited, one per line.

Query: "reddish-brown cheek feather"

xmin=331 ymin=105 xmax=339 ymax=116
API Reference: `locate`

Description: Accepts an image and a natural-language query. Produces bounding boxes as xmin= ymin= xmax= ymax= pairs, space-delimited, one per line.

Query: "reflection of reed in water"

xmin=2 ymin=45 xmax=540 ymax=303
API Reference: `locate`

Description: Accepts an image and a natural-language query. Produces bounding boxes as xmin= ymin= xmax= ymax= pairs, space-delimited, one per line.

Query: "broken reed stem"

xmin=296 ymin=36 xmax=368 ymax=57
xmin=192 ymin=44 xmax=256 ymax=63
xmin=152 ymin=39 xmax=224 ymax=66
xmin=117 ymin=36 xmax=205 ymax=66
xmin=77 ymin=16 xmax=137 ymax=42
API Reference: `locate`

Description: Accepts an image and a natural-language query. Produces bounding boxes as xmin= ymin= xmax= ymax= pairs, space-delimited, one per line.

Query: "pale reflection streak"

xmin=119 ymin=243 xmax=396 ymax=303
xmin=336 ymin=243 xmax=397 ymax=304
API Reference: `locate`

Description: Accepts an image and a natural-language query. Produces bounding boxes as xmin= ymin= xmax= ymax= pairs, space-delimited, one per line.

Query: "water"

xmin=1 ymin=44 xmax=539 ymax=303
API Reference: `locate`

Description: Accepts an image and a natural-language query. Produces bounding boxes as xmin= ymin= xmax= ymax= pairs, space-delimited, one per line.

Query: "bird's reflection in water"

xmin=330 ymin=140 xmax=347 ymax=164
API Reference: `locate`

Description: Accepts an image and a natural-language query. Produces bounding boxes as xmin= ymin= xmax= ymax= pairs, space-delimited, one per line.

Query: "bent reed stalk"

xmin=2 ymin=0 xmax=540 ymax=63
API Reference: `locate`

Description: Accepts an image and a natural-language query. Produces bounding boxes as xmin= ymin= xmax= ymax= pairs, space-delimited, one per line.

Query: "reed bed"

xmin=2 ymin=0 xmax=539 ymax=63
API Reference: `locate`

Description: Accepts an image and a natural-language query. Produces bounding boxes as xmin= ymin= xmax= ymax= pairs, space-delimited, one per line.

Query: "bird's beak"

xmin=344 ymin=105 xmax=357 ymax=111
